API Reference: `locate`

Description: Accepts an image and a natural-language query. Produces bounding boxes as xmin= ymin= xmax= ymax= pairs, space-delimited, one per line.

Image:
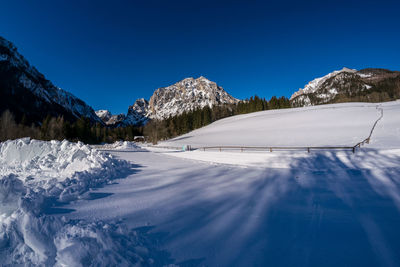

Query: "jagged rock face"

xmin=114 ymin=77 xmax=238 ymax=126
xmin=95 ymin=110 xmax=125 ymax=126
xmin=148 ymin=76 xmax=238 ymax=120
xmin=95 ymin=110 xmax=112 ymax=121
xmin=123 ymin=98 xmax=150 ymax=126
xmin=290 ymin=67 xmax=400 ymax=107
xmin=108 ymin=114 xmax=126 ymax=125
xmin=0 ymin=36 xmax=102 ymax=124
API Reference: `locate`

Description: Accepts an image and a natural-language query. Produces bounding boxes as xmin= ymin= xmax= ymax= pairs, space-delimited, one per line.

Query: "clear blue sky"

xmin=1 ymin=0 xmax=399 ymax=114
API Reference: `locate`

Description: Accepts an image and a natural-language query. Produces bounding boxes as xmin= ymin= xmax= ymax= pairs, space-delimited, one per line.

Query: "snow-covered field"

xmin=159 ymin=101 xmax=399 ymax=148
xmin=1 ymin=101 xmax=400 ymax=266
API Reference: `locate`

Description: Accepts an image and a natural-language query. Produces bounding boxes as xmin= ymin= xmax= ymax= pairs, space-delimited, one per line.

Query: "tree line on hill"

xmin=143 ymin=95 xmax=290 ymax=143
xmin=0 ymin=95 xmax=290 ymax=144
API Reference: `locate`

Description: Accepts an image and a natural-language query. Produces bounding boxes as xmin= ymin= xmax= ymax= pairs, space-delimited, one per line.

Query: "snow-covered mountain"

xmin=99 ymin=77 xmax=239 ymax=126
xmin=95 ymin=110 xmax=125 ymax=126
xmin=0 ymin=36 xmax=102 ymax=124
xmin=147 ymin=76 xmax=239 ymax=120
xmin=123 ymin=98 xmax=151 ymax=125
xmin=290 ymin=67 xmax=400 ymax=107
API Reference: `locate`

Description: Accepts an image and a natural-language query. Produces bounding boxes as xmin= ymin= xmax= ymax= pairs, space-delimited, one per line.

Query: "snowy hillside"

xmin=159 ymin=101 xmax=400 ymax=149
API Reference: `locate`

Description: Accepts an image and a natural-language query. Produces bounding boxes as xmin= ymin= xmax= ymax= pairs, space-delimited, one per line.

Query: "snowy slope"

xmin=159 ymin=101 xmax=400 ymax=148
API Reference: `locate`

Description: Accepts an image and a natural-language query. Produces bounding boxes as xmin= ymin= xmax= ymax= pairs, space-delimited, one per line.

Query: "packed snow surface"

xmin=62 ymin=100 xmax=400 ymax=266
xmin=68 ymin=148 xmax=400 ymax=266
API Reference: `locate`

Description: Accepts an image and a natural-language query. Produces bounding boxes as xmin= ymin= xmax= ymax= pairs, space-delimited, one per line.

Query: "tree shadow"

xmin=124 ymin=150 xmax=400 ymax=266
xmin=43 ymin=162 xmax=142 ymax=215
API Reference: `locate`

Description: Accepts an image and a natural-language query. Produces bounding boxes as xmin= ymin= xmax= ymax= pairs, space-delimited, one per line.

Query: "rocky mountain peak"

xmin=98 ymin=76 xmax=239 ymax=126
xmin=147 ymin=76 xmax=238 ymax=120
xmin=95 ymin=109 xmax=126 ymax=126
xmin=122 ymin=98 xmax=150 ymax=126
xmin=290 ymin=68 xmax=400 ymax=107
xmin=95 ymin=110 xmax=111 ymax=121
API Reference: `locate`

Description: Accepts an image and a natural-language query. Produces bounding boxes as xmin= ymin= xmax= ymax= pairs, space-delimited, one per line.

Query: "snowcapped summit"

xmin=0 ymin=36 xmax=102 ymax=124
xmin=290 ymin=67 xmax=357 ymax=102
xmin=107 ymin=76 xmax=238 ymax=126
xmin=290 ymin=67 xmax=400 ymax=107
xmin=95 ymin=110 xmax=112 ymax=120
xmin=95 ymin=109 xmax=126 ymax=126
xmin=123 ymin=98 xmax=150 ymax=126
xmin=148 ymin=76 xmax=238 ymax=120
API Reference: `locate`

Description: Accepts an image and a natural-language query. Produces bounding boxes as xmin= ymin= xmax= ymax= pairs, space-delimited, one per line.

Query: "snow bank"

xmin=0 ymin=138 xmax=164 ymax=266
xmin=0 ymin=138 xmax=128 ymax=198
xmin=97 ymin=141 xmax=143 ymax=151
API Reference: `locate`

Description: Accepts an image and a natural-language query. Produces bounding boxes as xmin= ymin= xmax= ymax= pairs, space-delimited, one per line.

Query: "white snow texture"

xmin=0 ymin=138 xmax=160 ymax=266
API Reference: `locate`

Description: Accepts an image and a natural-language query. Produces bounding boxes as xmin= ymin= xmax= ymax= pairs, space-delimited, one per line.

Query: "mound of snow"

xmin=99 ymin=141 xmax=143 ymax=151
xmin=0 ymin=138 xmax=125 ymax=191
xmin=0 ymin=138 xmax=167 ymax=266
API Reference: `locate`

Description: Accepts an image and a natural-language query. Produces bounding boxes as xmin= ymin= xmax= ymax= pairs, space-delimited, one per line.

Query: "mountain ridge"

xmin=97 ymin=76 xmax=239 ymax=126
xmin=0 ymin=36 xmax=102 ymax=124
xmin=290 ymin=67 xmax=400 ymax=107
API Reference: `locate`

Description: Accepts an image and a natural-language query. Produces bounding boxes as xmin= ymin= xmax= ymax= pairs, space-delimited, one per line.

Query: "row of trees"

xmin=144 ymin=95 xmax=291 ymax=143
xmin=0 ymin=95 xmax=291 ymax=144
xmin=0 ymin=110 xmax=142 ymax=144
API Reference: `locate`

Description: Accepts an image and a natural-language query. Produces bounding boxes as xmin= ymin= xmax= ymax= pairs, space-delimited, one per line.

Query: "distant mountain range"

xmin=290 ymin=67 xmax=400 ymax=107
xmin=1 ymin=36 xmax=399 ymax=128
xmin=0 ymin=36 xmax=102 ymax=125
xmin=96 ymin=76 xmax=239 ymax=126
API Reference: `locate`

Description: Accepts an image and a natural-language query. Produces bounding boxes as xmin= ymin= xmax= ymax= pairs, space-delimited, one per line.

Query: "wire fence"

xmin=197 ymin=106 xmax=384 ymax=154
xmin=198 ymin=145 xmax=356 ymax=153
xmin=102 ymin=106 xmax=384 ymax=154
